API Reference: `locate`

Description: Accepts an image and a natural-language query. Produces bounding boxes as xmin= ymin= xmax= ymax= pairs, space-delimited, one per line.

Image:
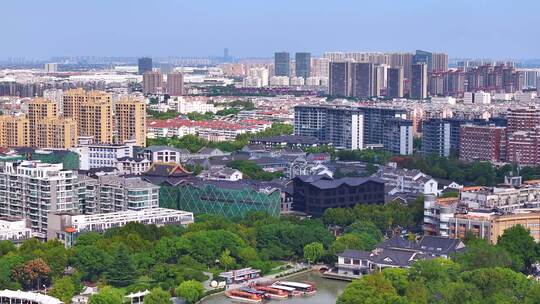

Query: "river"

xmin=199 ymin=271 xmax=348 ymax=304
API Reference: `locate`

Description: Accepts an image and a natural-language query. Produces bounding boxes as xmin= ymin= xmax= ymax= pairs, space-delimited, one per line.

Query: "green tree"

xmin=106 ymin=245 xmax=137 ymax=287
xmin=219 ymin=249 xmax=236 ymax=270
xmin=303 ymin=242 xmax=324 ymax=264
xmin=460 ymin=267 xmax=534 ymax=303
xmin=71 ymin=245 xmax=112 ymax=281
xmin=147 ymin=110 xmax=181 ymax=119
xmin=381 ymin=268 xmax=409 ymax=295
xmin=330 ymin=233 xmax=378 ymax=254
xmin=144 ymin=287 xmax=172 ymax=304
xmin=49 ymin=276 xmax=76 ymax=304
xmin=346 ymin=220 xmax=383 ymax=241
xmin=322 ymin=208 xmax=355 ymax=227
xmin=454 ymin=240 xmax=513 ymax=271
xmin=175 ymin=280 xmax=204 ymax=304
xmin=0 ymin=241 xmax=16 ymax=257
xmin=497 ymin=225 xmax=539 ymax=272
xmin=227 ymin=160 xmax=284 ymax=181
xmin=88 ymin=286 xmax=124 ymax=304
xmin=0 ymin=253 xmax=24 ymax=289
xmin=337 ymin=272 xmax=406 ymax=304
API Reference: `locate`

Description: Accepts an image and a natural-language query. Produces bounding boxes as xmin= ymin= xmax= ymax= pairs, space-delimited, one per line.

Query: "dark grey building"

xmin=421 ymin=119 xmax=451 ymax=157
xmin=382 ymin=119 xmax=413 ymax=155
xmin=329 ymin=62 xmax=350 ymax=97
xmin=293 ymin=175 xmax=385 ymax=216
xmin=295 ymin=52 xmax=311 ymax=79
xmin=411 ymin=63 xmax=428 ymax=99
xmin=442 ymin=118 xmax=472 ymax=156
xmin=294 ymin=105 xmax=363 ymax=150
xmin=294 ymin=105 xmax=407 ymax=151
xmin=387 ymin=67 xmax=404 ymax=98
xmin=274 ymin=52 xmax=290 ymax=77
xmin=138 ymin=57 xmax=153 ymax=75
xmin=414 ymin=50 xmax=432 ymax=72
xmin=351 ymin=63 xmax=377 ymax=98
xmin=360 ymin=106 xmax=407 ymax=147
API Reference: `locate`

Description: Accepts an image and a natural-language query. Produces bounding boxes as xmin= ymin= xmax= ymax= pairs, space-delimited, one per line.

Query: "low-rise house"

xmin=197 ymin=167 xmax=243 ymax=181
xmin=249 ymin=135 xmax=325 ymax=148
xmin=375 ymin=163 xmax=438 ymax=196
xmin=139 ymin=146 xmax=191 ymax=163
xmin=116 ymin=157 xmax=152 ymax=175
xmin=252 ymin=156 xmax=289 ymax=172
xmin=192 ymin=147 xmax=229 ymax=159
xmin=71 ymin=141 xmax=137 ymax=170
xmin=47 ymin=208 xmax=194 ymax=246
xmin=331 ymin=235 xmax=465 ymax=280
xmin=0 ymin=217 xmax=32 ymax=244
xmin=219 ymin=267 xmax=261 ymax=284
xmin=239 ymin=144 xmax=275 ymax=158
xmin=306 ymin=152 xmax=332 ymax=163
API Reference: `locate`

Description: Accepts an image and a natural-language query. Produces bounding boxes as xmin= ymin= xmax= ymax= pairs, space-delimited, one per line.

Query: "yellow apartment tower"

xmin=27 ymin=98 xmax=57 ymax=146
xmin=35 ymin=117 xmax=78 ymax=149
xmin=0 ymin=116 xmax=29 ymax=148
xmin=63 ymin=88 xmax=113 ymax=144
xmin=115 ymin=96 xmax=147 ymax=146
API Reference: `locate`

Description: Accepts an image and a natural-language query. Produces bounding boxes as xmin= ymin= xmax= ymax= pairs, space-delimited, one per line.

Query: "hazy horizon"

xmin=2 ymin=0 xmax=539 ymax=60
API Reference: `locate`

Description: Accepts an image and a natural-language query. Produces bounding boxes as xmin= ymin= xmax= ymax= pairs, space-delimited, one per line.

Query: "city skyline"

xmin=2 ymin=0 xmax=539 ymax=59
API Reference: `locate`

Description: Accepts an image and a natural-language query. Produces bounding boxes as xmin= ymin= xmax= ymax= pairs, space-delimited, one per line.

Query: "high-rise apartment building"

xmin=411 ymin=63 xmax=428 ymax=99
xmin=432 ymin=53 xmax=449 ymax=72
xmin=27 ymin=98 xmax=57 ymax=146
xmin=387 ymin=67 xmax=404 ymax=98
xmin=323 ymin=52 xmax=345 ymax=62
xmin=507 ymin=127 xmax=540 ymax=166
xmin=294 ymin=105 xmax=364 ymax=150
xmin=414 ymin=50 xmax=433 ymax=71
xmin=294 ymin=104 xmax=407 ymax=151
xmin=166 ymin=73 xmax=184 ymax=96
xmin=143 ymin=71 xmax=163 ymax=94
xmin=329 ymin=62 xmax=351 ymax=97
xmin=114 ymin=97 xmax=147 ymax=147
xmin=351 ymin=63 xmax=378 ymax=98
xmin=295 ymin=52 xmax=311 ymax=79
xmin=63 ymin=89 xmax=114 ymax=144
xmin=382 ymin=119 xmax=413 ymax=155
xmin=274 ymin=52 xmax=290 ymax=77
xmin=506 ymin=107 xmax=540 ymax=135
xmin=311 ymin=58 xmax=330 ymax=78
xmin=388 ymin=52 xmax=414 ymax=79
xmin=88 ymin=176 xmax=159 ymax=213
xmin=459 ymin=124 xmax=506 ymax=162
xmin=0 ymin=116 xmax=29 ymax=148
xmin=360 ymin=106 xmax=407 ymax=146
xmin=0 ymin=161 xmax=79 ymax=236
xmin=44 ymin=63 xmax=58 ymax=73
xmin=138 ymin=57 xmax=153 ymax=75
xmin=421 ymin=119 xmax=451 ymax=157
xmin=35 ymin=117 xmax=78 ymax=149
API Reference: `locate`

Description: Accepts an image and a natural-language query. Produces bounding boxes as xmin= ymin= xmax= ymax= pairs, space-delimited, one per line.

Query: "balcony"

xmin=335 ymin=263 xmax=369 ymax=271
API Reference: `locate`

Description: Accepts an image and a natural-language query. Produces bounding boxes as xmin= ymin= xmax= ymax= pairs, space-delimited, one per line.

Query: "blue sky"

xmin=2 ymin=0 xmax=539 ymax=59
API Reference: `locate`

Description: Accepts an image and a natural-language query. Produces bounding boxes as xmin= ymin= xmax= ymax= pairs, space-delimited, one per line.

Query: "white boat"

xmin=269 ymin=284 xmax=302 ymax=297
xmin=275 ymin=281 xmax=317 ymax=295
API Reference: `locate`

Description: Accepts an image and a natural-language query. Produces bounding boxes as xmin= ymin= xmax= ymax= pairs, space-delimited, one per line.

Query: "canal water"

xmin=199 ymin=271 xmax=348 ymax=304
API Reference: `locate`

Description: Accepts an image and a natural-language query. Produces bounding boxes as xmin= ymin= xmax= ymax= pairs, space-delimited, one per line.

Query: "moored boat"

xmin=225 ymin=290 xmax=264 ymax=303
xmin=269 ymin=284 xmax=302 ymax=297
xmin=275 ymin=281 xmax=317 ymax=295
xmin=254 ymin=286 xmax=289 ymax=299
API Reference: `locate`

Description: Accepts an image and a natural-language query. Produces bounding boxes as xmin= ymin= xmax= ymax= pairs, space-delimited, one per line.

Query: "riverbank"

xmin=198 ymin=270 xmax=347 ymax=304
xmin=197 ymin=266 xmax=313 ymax=303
